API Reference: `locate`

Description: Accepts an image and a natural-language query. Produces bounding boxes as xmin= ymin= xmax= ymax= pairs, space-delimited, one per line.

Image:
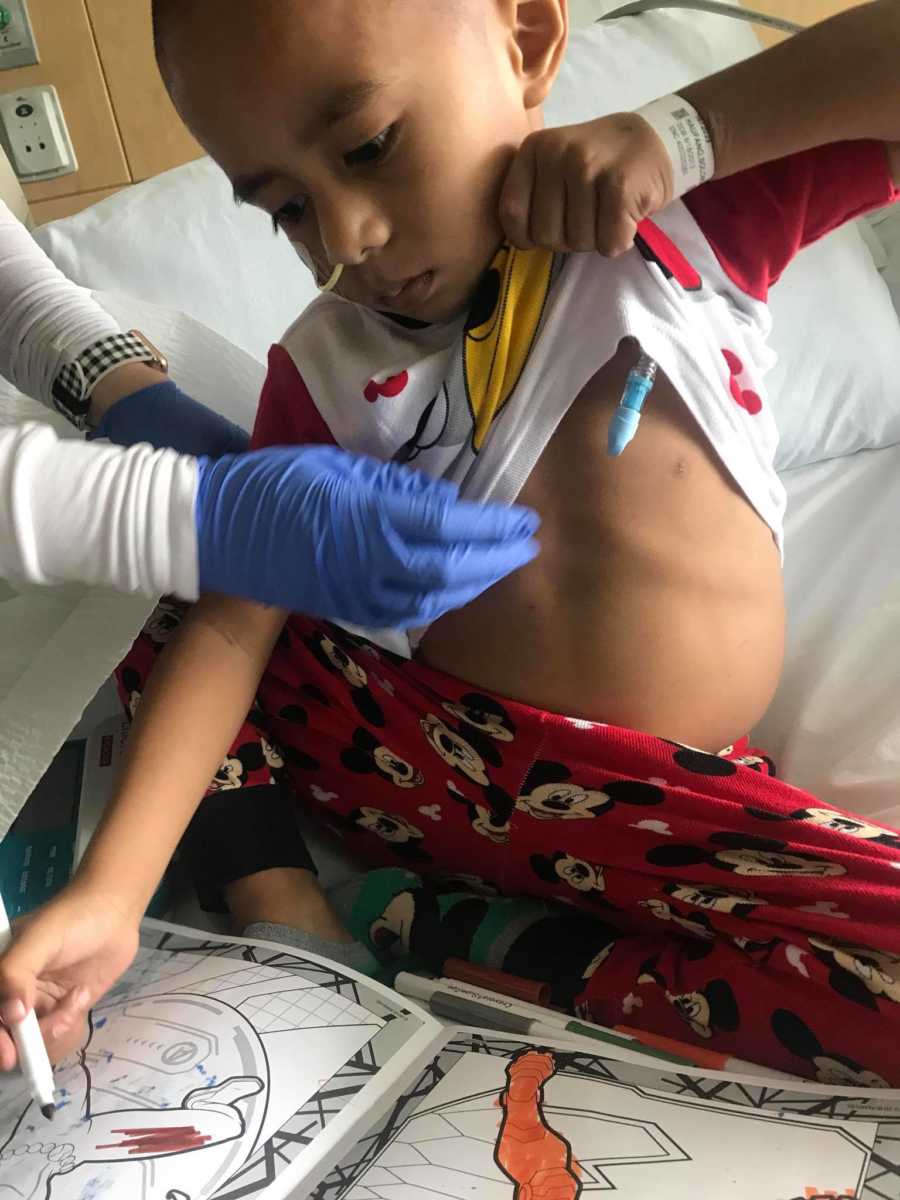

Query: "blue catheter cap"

xmin=607 ymin=406 xmax=642 ymax=456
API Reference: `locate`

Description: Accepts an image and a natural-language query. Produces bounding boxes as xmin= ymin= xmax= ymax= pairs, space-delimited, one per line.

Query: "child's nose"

xmin=317 ymin=187 xmax=389 ymax=267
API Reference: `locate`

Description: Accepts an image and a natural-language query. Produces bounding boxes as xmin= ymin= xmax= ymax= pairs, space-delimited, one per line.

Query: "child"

xmin=2 ymin=0 xmax=899 ymax=1083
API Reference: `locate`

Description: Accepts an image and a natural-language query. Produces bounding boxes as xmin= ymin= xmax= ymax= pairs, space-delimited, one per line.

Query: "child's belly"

xmin=418 ymin=344 xmax=785 ymax=753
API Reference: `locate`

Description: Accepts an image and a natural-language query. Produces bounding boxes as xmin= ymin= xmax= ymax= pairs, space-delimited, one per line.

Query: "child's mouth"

xmin=377 ymin=270 xmax=435 ymax=312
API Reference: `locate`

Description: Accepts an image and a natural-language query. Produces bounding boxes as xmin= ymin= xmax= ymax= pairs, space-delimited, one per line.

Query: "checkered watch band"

xmin=51 ymin=331 xmax=163 ymax=430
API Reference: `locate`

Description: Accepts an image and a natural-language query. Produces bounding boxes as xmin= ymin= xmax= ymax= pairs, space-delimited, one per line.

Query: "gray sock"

xmin=242 ymin=921 xmax=379 ymax=976
xmin=328 ymin=875 xmax=368 ymax=924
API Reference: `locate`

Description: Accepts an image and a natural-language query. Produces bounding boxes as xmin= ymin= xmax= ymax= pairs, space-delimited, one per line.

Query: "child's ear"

xmin=504 ymin=0 xmax=569 ymax=109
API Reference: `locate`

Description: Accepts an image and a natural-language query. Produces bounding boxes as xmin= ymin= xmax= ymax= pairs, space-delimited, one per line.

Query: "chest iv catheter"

xmin=608 ymin=352 xmax=658 ymax=457
xmin=606 ymin=220 xmax=663 ymax=457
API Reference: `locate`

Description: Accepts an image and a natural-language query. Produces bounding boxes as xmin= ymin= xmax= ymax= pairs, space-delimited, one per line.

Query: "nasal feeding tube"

xmin=319 ymin=263 xmax=343 ymax=293
xmin=292 ymin=240 xmax=344 ymax=293
xmin=607 ymin=352 xmax=657 ymax=457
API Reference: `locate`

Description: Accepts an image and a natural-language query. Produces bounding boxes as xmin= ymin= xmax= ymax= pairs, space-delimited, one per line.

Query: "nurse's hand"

xmin=196 ymin=445 xmax=541 ymax=628
xmin=90 ymin=378 xmax=249 ymax=457
xmin=0 ymin=886 xmax=139 ymax=1068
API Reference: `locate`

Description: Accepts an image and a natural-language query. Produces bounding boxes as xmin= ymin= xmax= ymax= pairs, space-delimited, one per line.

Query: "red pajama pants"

xmin=120 ymin=608 xmax=900 ymax=1086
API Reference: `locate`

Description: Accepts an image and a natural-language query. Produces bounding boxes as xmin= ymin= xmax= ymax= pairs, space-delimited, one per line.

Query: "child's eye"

xmin=271 ymin=198 xmax=308 ymax=233
xmin=345 ymin=125 xmax=396 ymax=168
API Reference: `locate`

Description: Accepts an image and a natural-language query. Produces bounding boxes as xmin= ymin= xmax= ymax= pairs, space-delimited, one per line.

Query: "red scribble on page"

xmin=97 ymin=1126 xmax=213 ymax=1155
xmin=495 ymin=1051 xmax=582 ymax=1200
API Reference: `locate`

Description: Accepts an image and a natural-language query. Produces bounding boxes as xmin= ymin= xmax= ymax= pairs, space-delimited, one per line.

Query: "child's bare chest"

xmin=419 ymin=347 xmax=786 ymax=750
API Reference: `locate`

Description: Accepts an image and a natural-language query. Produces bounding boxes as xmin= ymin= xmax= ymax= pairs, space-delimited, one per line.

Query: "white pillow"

xmin=36 ymin=9 xmax=900 ymax=468
xmin=547 ymin=8 xmax=761 ymax=124
xmin=753 ymin=441 xmax=900 ymax=828
xmin=766 ymin=227 xmax=900 ymax=470
xmin=35 ymin=158 xmax=315 ymax=365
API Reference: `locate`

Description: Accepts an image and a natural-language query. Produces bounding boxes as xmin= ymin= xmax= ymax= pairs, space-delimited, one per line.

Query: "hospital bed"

xmin=1 ymin=0 xmax=899 ymax=923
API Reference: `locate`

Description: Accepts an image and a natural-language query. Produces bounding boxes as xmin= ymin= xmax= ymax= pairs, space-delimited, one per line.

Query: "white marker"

xmin=0 ymin=894 xmax=56 ymax=1118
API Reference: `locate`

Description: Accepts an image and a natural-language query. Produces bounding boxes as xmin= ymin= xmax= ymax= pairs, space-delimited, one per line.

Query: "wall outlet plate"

xmin=0 ymin=1 xmax=39 ymax=71
xmin=0 ymin=84 xmax=77 ymax=181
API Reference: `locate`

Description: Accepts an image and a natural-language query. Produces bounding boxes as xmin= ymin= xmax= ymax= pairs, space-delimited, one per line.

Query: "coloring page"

xmin=317 ymin=1034 xmax=900 ymax=1200
xmin=0 ymin=925 xmax=429 ymax=1200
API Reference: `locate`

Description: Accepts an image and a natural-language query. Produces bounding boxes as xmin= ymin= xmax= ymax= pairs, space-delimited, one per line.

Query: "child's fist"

xmin=0 ymin=885 xmax=140 ymax=1071
xmin=499 ymin=113 xmax=674 ymax=256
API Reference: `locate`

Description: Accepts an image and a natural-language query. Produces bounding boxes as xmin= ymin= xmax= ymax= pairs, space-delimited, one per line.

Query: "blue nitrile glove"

xmin=90 ymin=380 xmax=249 ymax=456
xmin=195 ymin=445 xmax=541 ymax=627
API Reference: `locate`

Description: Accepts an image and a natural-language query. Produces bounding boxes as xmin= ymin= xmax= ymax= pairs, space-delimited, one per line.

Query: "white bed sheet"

xmin=754 ymin=443 xmax=900 ymax=829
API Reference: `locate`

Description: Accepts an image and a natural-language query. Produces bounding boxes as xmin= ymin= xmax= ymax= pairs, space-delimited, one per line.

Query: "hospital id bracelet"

xmin=635 ymin=94 xmax=715 ymax=199
xmin=51 ymin=329 xmax=169 ymax=431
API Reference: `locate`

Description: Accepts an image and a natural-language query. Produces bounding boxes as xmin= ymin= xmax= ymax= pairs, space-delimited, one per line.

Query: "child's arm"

xmin=0 ymin=595 xmax=286 ymax=1067
xmin=501 ymin=0 xmax=899 ymax=255
xmin=681 ymin=0 xmax=900 ymax=183
xmin=78 ymin=595 xmax=288 ymax=916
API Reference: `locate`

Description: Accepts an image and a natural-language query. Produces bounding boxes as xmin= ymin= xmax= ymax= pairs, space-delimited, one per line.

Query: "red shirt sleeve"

xmin=250 ymin=343 xmax=337 ymax=451
xmin=684 ymin=140 xmax=900 ymax=302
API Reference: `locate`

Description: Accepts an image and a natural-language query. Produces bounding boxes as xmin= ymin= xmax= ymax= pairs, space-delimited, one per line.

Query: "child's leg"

xmin=120 ymin=610 xmax=900 ymax=1082
xmin=333 ymin=862 xmax=900 ymax=1086
xmin=225 ymin=869 xmax=350 ymax=943
xmin=333 ymin=867 xmax=616 ymax=1008
xmin=509 ymin=725 xmax=900 ymax=1086
xmin=253 ymin=619 xmax=900 ymax=1083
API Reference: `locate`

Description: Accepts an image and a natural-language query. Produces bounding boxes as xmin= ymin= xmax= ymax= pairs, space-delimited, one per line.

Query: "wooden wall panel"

xmin=0 ymin=0 xmax=129 ymax=203
xmin=751 ymin=0 xmax=871 ymax=45
xmin=86 ymin=0 xmax=202 ymax=182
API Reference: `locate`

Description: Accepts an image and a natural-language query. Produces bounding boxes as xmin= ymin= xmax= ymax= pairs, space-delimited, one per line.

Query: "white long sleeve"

xmin=0 ymin=422 xmax=199 ymax=599
xmin=0 ymin=199 xmax=120 ymax=408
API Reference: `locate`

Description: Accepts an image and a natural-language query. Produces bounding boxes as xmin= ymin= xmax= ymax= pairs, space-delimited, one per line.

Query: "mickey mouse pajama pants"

xmin=119 ymin=609 xmax=900 ymax=1086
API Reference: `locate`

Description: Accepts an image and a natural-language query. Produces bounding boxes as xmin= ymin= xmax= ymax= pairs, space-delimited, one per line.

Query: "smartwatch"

xmin=51 ymin=329 xmax=169 ymax=430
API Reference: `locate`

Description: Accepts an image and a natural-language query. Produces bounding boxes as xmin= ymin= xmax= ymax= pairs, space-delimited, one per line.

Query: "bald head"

xmin=148 ymin=0 xmax=566 ymax=323
xmin=152 ymin=0 xmax=470 ymax=75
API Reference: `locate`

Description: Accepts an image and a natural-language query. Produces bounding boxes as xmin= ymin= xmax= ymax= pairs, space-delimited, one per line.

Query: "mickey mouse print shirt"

xmin=253 ymin=141 xmax=899 ymax=578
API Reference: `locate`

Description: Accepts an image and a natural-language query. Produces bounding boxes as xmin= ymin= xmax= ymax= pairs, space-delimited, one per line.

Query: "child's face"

xmin=163 ymin=0 xmax=567 ymax=323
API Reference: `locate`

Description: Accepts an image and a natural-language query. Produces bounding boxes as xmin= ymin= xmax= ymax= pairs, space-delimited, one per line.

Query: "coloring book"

xmin=1 ymin=919 xmax=899 ymax=1200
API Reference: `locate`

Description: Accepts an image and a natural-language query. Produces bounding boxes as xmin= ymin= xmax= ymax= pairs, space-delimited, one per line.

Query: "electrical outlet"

xmin=0 ymin=1 xmax=38 ymax=71
xmin=0 ymin=85 xmax=76 ymax=181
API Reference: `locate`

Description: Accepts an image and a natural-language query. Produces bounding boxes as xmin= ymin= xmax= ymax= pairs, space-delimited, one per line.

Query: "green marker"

xmin=395 ymin=973 xmax=695 ymax=1068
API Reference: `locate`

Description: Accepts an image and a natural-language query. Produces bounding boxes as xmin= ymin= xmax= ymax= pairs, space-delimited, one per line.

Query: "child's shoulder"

xmin=253 ymin=296 xmax=370 ymax=451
